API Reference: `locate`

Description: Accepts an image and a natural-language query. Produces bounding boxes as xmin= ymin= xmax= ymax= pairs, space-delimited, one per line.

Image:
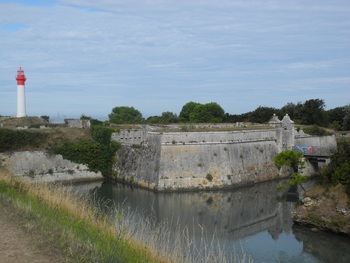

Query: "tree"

xmin=343 ymin=105 xmax=350 ymax=131
xmin=40 ymin=115 xmax=50 ymax=122
xmin=280 ymin=102 xmax=303 ymax=123
xmin=300 ymin=99 xmax=326 ymax=126
xmin=146 ymin=112 xmax=178 ymax=124
xmin=189 ymin=102 xmax=225 ymax=123
xmin=274 ymin=150 xmax=306 ymax=191
xmin=326 ymin=106 xmax=346 ymax=130
xmin=248 ymin=106 xmax=279 ymax=123
xmin=179 ymin=101 xmax=201 ymax=122
xmin=321 ymin=140 xmax=350 ymax=196
xmin=108 ymin=106 xmax=143 ymax=124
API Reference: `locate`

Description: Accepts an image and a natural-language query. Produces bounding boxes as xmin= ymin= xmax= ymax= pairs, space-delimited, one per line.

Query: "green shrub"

xmin=53 ymin=140 xmax=120 ymax=177
xmin=321 ymin=140 xmax=350 ymax=197
xmin=303 ymin=125 xmax=331 ymax=136
xmin=206 ymin=173 xmax=213 ymax=182
xmin=0 ymin=129 xmax=48 ymax=152
xmin=274 ymin=150 xmax=303 ymax=172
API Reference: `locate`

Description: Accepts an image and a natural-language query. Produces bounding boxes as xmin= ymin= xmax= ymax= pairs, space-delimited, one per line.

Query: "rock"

xmin=302 ymin=197 xmax=313 ymax=207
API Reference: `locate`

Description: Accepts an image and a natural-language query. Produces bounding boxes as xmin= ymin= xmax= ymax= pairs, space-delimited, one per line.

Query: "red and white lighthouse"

xmin=16 ymin=67 xmax=27 ymax=117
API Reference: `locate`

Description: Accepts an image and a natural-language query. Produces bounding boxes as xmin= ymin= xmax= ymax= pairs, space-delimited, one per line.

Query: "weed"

xmin=206 ymin=173 xmax=213 ymax=182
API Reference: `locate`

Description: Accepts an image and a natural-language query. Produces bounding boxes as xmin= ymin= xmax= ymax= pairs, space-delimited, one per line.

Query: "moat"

xmin=74 ymin=179 xmax=350 ymax=263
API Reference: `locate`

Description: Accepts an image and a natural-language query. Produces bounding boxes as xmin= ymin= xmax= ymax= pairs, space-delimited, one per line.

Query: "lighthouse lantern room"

xmin=16 ymin=67 xmax=27 ymax=117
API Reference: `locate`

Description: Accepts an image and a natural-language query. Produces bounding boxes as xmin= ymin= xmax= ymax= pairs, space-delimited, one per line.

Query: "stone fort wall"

xmin=111 ymin=115 xmax=337 ymax=191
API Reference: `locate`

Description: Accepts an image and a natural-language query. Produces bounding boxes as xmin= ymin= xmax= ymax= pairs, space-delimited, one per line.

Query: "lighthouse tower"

xmin=16 ymin=67 xmax=27 ymax=117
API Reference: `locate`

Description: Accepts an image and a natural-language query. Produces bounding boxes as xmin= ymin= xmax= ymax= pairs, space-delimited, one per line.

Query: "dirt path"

xmin=0 ymin=203 xmax=67 ymax=263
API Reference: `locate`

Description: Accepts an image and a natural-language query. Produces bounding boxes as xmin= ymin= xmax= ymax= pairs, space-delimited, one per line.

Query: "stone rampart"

xmin=111 ymin=115 xmax=336 ymax=191
xmin=113 ymin=129 xmax=281 ymax=191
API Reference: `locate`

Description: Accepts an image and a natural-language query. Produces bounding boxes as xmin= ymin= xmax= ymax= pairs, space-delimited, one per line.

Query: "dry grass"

xmin=0 ymin=116 xmax=48 ymax=128
xmin=0 ymin=169 xmax=168 ymax=262
xmin=0 ymin=169 xmax=252 ymax=263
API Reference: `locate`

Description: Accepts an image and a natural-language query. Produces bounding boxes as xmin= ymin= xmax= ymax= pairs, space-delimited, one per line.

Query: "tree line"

xmin=107 ymin=99 xmax=350 ymax=131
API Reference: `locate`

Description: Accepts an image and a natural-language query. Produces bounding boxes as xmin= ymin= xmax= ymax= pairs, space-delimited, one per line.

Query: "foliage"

xmin=188 ymin=102 xmax=225 ymax=123
xmin=53 ymin=140 xmax=120 ymax=176
xmin=321 ymin=140 xmax=350 ymax=196
xmin=224 ymin=112 xmax=249 ymax=123
xmin=206 ymin=173 xmax=213 ymax=182
xmin=179 ymin=101 xmax=202 ymax=122
xmin=0 ymin=128 xmax=48 ymax=152
xmin=274 ymin=150 xmax=306 ymax=191
xmin=40 ymin=115 xmax=50 ymax=122
xmin=280 ymin=102 xmax=304 ymax=121
xmin=274 ymin=150 xmax=303 ymax=172
xmin=161 ymin=111 xmax=178 ymax=123
xmin=90 ymin=125 xmax=114 ymax=145
xmin=303 ymin=125 xmax=331 ymax=136
xmin=80 ymin=114 xmax=91 ymax=120
xmin=108 ymin=106 xmax=144 ymax=124
xmin=326 ymin=106 xmax=346 ymax=131
xmin=54 ymin=121 xmax=120 ymax=177
xmin=343 ymin=105 xmax=350 ymax=131
xmin=300 ymin=99 xmax=326 ymax=126
xmin=287 ymin=172 xmax=307 ymax=190
xmin=146 ymin=111 xmax=178 ymax=124
xmin=247 ymin=106 xmax=280 ymax=123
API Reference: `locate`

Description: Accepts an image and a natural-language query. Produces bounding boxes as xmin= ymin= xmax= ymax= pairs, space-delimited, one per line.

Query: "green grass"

xmin=0 ymin=170 xmax=167 ymax=263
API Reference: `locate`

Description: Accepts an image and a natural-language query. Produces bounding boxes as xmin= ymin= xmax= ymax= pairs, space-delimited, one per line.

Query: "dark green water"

xmin=74 ymin=180 xmax=350 ymax=263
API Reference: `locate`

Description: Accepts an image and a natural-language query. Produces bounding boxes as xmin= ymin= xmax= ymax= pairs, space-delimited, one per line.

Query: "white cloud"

xmin=0 ymin=0 xmax=349 ymax=118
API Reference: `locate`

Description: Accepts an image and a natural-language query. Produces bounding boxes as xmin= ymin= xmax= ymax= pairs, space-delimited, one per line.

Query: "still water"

xmin=74 ymin=180 xmax=350 ymax=263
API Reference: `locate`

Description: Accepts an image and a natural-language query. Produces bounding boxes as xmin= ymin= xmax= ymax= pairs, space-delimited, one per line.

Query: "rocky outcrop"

xmin=0 ymin=151 xmax=103 ymax=183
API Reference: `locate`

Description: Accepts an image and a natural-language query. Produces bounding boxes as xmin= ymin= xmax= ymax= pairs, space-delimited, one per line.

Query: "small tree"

xmin=108 ymin=106 xmax=143 ymax=124
xmin=274 ymin=150 xmax=306 ymax=190
xmin=179 ymin=101 xmax=201 ymax=122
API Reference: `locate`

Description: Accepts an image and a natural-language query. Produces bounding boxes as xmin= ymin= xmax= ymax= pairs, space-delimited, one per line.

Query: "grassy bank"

xmin=0 ymin=169 xmax=170 ymax=263
xmin=0 ymin=170 xmax=248 ymax=263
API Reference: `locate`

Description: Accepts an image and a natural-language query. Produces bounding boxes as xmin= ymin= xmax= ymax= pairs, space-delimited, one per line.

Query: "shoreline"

xmin=292 ymin=183 xmax=350 ymax=237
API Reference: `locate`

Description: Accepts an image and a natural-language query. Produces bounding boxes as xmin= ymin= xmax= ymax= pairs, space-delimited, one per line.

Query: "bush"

xmin=0 ymin=129 xmax=48 ymax=152
xmin=303 ymin=125 xmax=331 ymax=136
xmin=206 ymin=173 xmax=213 ymax=182
xmin=321 ymin=140 xmax=350 ymax=196
xmin=274 ymin=150 xmax=303 ymax=172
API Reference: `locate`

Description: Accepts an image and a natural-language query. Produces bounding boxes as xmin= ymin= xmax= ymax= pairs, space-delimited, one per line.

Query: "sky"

xmin=0 ymin=0 xmax=349 ymax=121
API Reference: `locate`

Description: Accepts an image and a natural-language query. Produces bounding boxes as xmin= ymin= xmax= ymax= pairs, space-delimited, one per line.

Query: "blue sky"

xmin=0 ymin=0 xmax=349 ymax=120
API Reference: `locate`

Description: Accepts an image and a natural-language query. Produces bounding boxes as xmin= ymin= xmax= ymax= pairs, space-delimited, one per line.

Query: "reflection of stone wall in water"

xmin=292 ymin=225 xmax=350 ymax=263
xmin=91 ymin=180 xmax=294 ymax=240
xmin=155 ymin=181 xmax=294 ymax=240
